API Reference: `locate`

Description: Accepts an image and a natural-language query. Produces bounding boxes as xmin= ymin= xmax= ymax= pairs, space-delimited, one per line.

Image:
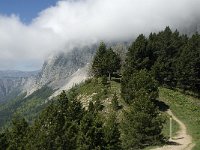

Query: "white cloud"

xmin=0 ymin=0 xmax=200 ymax=70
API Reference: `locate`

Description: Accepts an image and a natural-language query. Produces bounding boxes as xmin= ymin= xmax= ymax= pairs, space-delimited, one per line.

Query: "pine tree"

xmin=125 ymin=34 xmax=149 ymax=73
xmin=106 ymin=48 xmax=121 ymax=80
xmin=77 ymin=112 xmax=105 ymax=150
xmin=91 ymin=42 xmax=121 ymax=79
xmin=175 ymin=32 xmax=200 ymax=95
xmin=26 ymin=90 xmax=83 ymax=149
xmin=104 ymin=113 xmax=122 ymax=150
xmin=121 ymin=70 xmax=158 ymax=104
xmin=121 ymin=69 xmax=164 ymax=149
xmin=7 ymin=117 xmax=29 ymax=150
xmin=151 ymin=27 xmax=181 ymax=87
xmin=92 ymin=42 xmax=108 ymax=77
xmin=121 ymin=90 xmax=164 ymax=149
xmin=0 ymin=130 xmax=9 ymax=149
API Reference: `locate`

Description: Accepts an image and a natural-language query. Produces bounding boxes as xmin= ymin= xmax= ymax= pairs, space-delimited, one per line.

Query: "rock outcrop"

xmin=0 ymin=71 xmax=38 ymax=102
xmin=22 ymin=46 xmax=96 ymax=97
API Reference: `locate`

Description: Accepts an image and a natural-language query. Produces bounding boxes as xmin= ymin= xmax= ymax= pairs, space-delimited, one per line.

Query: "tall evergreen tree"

xmin=104 ymin=113 xmax=122 ymax=150
xmin=175 ymin=32 xmax=200 ymax=95
xmin=7 ymin=117 xmax=29 ymax=150
xmin=0 ymin=131 xmax=9 ymax=149
xmin=121 ymin=70 xmax=158 ymax=104
xmin=121 ymin=90 xmax=164 ymax=149
xmin=91 ymin=42 xmax=121 ymax=79
xmin=125 ymin=34 xmax=149 ymax=74
xmin=77 ymin=112 xmax=105 ymax=150
xmin=92 ymin=42 xmax=108 ymax=77
xmin=26 ymin=90 xmax=83 ymax=149
xmin=106 ymin=48 xmax=121 ymax=80
xmin=151 ymin=27 xmax=182 ymax=87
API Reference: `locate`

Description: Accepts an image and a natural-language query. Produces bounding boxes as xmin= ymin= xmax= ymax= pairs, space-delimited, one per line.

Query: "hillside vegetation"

xmin=0 ymin=67 xmax=165 ymax=149
xmin=0 ymin=86 xmax=53 ymax=128
xmin=0 ymin=27 xmax=200 ymax=149
xmin=160 ymin=88 xmax=200 ymax=150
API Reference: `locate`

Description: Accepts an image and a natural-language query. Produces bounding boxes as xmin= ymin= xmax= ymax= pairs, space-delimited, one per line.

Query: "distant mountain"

xmin=0 ymin=43 xmax=129 ymax=128
xmin=0 ymin=70 xmax=38 ymax=102
xmin=180 ymin=22 xmax=200 ymax=36
xmin=0 ymin=70 xmax=39 ymax=78
xmin=2 ymin=22 xmax=200 ymax=128
xmin=22 ymin=45 xmax=97 ymax=97
xmin=0 ymin=45 xmax=97 ymax=127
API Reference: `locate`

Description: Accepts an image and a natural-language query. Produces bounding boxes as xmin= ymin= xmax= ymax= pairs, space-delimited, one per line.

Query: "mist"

xmin=0 ymin=0 xmax=200 ymax=71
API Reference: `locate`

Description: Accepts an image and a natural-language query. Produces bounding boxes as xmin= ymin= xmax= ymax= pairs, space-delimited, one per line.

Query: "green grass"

xmin=79 ymin=79 xmax=178 ymax=128
xmin=78 ymin=78 xmax=121 ymax=101
xmin=0 ymin=86 xmax=53 ymax=129
xmin=78 ymin=78 xmax=102 ymax=95
xmin=143 ymin=145 xmax=160 ymax=150
xmin=71 ymin=81 xmax=200 ymax=150
xmin=78 ymin=78 xmax=120 ymax=95
xmin=159 ymin=87 xmax=200 ymax=150
xmin=144 ymin=109 xmax=180 ymax=150
xmin=144 ymin=114 xmax=179 ymax=150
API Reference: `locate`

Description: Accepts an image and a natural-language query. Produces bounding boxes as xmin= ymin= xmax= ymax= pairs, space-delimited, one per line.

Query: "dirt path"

xmin=152 ymin=109 xmax=195 ymax=150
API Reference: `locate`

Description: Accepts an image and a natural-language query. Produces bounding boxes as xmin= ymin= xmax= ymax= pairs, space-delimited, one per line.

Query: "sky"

xmin=0 ymin=0 xmax=200 ymax=71
xmin=0 ymin=0 xmax=59 ymax=23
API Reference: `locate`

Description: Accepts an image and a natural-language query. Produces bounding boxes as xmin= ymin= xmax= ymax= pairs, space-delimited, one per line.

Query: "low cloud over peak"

xmin=0 ymin=0 xmax=200 ymax=71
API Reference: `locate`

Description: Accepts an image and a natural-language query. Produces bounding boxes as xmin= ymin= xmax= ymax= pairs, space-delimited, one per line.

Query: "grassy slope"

xmin=0 ymin=86 xmax=53 ymax=129
xmin=144 ymin=113 xmax=180 ymax=150
xmin=162 ymin=112 xmax=179 ymax=138
xmin=77 ymin=78 xmax=179 ymax=142
xmin=15 ymin=86 xmax=54 ymax=121
xmin=78 ymin=78 xmax=121 ymax=97
xmin=159 ymin=87 xmax=200 ymax=150
xmin=77 ymin=78 xmax=124 ymax=118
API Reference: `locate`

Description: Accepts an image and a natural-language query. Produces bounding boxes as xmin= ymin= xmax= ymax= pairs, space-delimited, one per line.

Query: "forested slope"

xmin=0 ymin=27 xmax=199 ymax=149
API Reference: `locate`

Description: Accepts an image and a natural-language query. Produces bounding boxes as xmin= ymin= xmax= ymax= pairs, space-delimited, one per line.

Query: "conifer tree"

xmin=121 ymin=90 xmax=164 ymax=149
xmin=104 ymin=113 xmax=122 ymax=150
xmin=121 ymin=70 xmax=164 ymax=149
xmin=151 ymin=27 xmax=181 ymax=86
xmin=77 ymin=112 xmax=105 ymax=150
xmin=92 ymin=42 xmax=107 ymax=77
xmin=7 ymin=117 xmax=29 ymax=150
xmin=0 ymin=131 xmax=8 ymax=149
xmin=175 ymin=33 xmax=200 ymax=95
xmin=26 ymin=90 xmax=83 ymax=149
xmin=121 ymin=70 xmax=158 ymax=104
xmin=106 ymin=48 xmax=121 ymax=80
xmin=91 ymin=42 xmax=121 ymax=79
xmin=125 ymin=34 xmax=148 ymax=73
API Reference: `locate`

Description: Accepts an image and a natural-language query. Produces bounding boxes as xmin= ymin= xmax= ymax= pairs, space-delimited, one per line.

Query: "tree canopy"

xmin=91 ymin=42 xmax=121 ymax=79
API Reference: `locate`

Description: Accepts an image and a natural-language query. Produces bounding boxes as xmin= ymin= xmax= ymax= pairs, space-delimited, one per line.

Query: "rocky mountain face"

xmin=22 ymin=45 xmax=97 ymax=97
xmin=0 ymin=23 xmax=199 ymax=103
xmin=0 ymin=71 xmax=38 ymax=102
xmin=0 ymin=43 xmax=128 ymax=103
xmin=180 ymin=22 xmax=200 ymax=36
xmin=0 ymin=42 xmax=128 ymax=126
xmin=0 ymin=45 xmax=97 ymax=104
xmin=0 ymin=70 xmax=38 ymax=78
xmin=43 ymin=43 xmax=128 ymax=98
xmin=0 ymin=45 xmax=97 ymax=127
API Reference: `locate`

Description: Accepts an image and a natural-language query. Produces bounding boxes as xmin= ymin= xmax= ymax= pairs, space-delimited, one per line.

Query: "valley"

xmin=0 ymin=27 xmax=200 ymax=149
